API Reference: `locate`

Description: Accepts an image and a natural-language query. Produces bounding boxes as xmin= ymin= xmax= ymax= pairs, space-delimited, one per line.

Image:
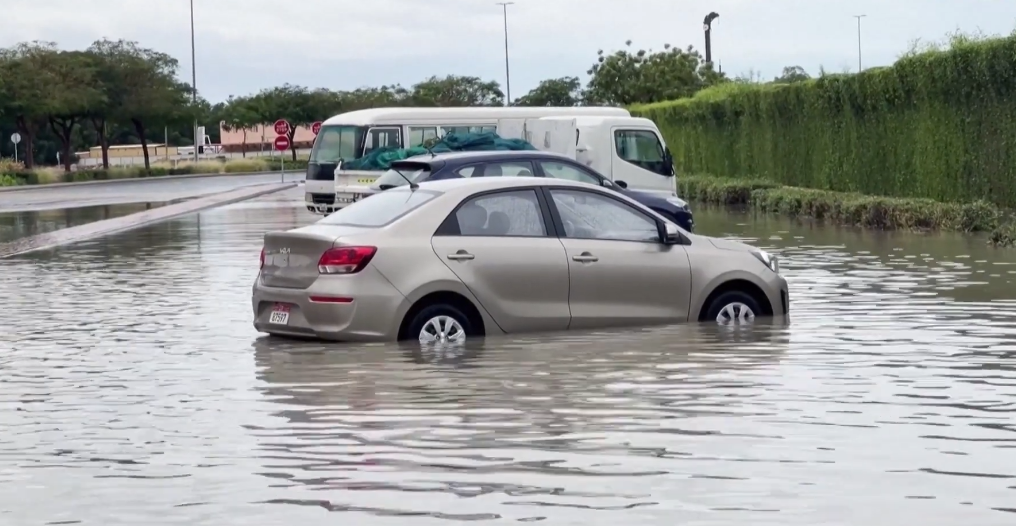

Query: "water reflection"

xmin=0 ymin=201 xmax=175 ymax=243
xmin=0 ymin=188 xmax=1014 ymax=525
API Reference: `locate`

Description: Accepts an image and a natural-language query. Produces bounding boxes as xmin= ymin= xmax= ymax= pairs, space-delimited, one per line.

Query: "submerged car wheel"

xmin=408 ymin=304 xmax=472 ymax=344
xmin=705 ymin=291 xmax=760 ymax=325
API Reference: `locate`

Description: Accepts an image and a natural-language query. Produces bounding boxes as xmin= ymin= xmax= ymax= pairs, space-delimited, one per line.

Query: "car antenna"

xmin=392 ymin=166 xmax=418 ymax=190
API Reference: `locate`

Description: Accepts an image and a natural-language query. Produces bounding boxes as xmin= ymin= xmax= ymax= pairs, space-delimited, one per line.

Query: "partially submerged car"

xmin=255 ymin=177 xmax=787 ymax=343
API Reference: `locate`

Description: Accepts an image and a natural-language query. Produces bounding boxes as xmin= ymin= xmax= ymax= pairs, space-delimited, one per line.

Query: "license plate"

xmin=269 ymin=303 xmax=290 ymax=324
xmin=336 ymin=193 xmax=361 ymax=204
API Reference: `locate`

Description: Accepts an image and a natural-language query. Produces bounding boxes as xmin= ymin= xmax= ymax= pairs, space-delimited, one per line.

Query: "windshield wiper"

xmin=392 ymin=168 xmax=418 ymax=190
xmin=378 ymin=184 xmax=396 ymax=190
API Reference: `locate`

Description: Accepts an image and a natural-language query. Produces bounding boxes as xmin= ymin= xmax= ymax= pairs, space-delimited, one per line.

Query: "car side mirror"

xmin=662 ymin=221 xmax=682 ymax=244
xmin=614 ymin=180 xmax=628 ymax=188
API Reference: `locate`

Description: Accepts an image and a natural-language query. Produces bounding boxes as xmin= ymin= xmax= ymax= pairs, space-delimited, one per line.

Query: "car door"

xmin=545 ymin=187 xmax=691 ymax=329
xmin=430 ymin=188 xmax=571 ymax=333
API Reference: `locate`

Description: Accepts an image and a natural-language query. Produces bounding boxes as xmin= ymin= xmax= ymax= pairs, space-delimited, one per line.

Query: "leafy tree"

xmin=220 ymin=95 xmax=260 ymax=156
xmin=45 ymin=50 xmax=104 ymax=171
xmin=585 ymin=40 xmax=726 ymax=105
xmin=514 ymin=76 xmax=583 ymax=106
xmin=249 ymin=84 xmax=321 ymax=160
xmin=0 ymin=41 xmax=61 ymax=168
xmin=773 ymin=65 xmax=810 ymax=84
xmin=410 ymin=75 xmax=504 ymax=106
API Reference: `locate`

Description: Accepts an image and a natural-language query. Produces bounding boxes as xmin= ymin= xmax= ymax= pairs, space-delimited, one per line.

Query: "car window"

xmin=318 ymin=189 xmax=439 ymax=227
xmin=549 ymin=189 xmax=659 ymax=242
xmin=363 ymin=127 xmax=402 ymax=155
xmin=539 ymin=161 xmax=601 ymax=185
xmin=457 ymin=166 xmax=478 ymax=177
xmin=614 ymin=130 xmax=664 ymax=162
xmin=452 ymin=190 xmax=546 ymax=237
xmin=482 ymin=161 xmax=535 ymax=177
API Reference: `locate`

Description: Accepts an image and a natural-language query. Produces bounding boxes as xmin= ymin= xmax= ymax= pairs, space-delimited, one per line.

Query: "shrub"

xmin=223 ymin=158 xmax=268 ymax=173
xmin=679 ymin=175 xmax=1002 ymax=232
xmin=0 ymin=174 xmax=20 ymax=187
xmin=634 ymin=32 xmax=1016 ymax=208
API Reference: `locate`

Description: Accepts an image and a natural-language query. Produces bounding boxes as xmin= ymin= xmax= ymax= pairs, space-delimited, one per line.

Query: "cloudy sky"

xmin=3 ymin=0 xmax=1015 ymax=104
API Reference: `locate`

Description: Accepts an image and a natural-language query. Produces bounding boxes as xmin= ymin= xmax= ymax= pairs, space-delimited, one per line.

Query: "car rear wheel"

xmin=705 ymin=291 xmax=760 ymax=325
xmin=407 ymin=304 xmax=473 ymax=344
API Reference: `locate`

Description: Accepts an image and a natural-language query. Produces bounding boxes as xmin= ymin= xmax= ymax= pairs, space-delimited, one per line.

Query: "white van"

xmin=305 ymin=107 xmax=635 ymax=211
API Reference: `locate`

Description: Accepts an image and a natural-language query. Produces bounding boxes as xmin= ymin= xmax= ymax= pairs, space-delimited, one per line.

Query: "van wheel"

xmin=406 ymin=304 xmax=473 ymax=344
xmin=704 ymin=291 xmax=760 ymax=324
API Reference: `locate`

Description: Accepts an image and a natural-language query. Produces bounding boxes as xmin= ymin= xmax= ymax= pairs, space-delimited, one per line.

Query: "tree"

xmin=773 ymin=65 xmax=810 ymax=84
xmin=0 ymin=41 xmax=61 ymax=169
xmin=88 ymin=39 xmax=188 ymax=172
xmin=410 ymin=75 xmax=504 ymax=106
xmin=220 ymin=95 xmax=260 ymax=157
xmin=45 ymin=51 xmax=104 ymax=171
xmin=585 ymin=40 xmax=727 ymax=106
xmin=515 ymin=76 xmax=583 ymax=106
xmin=249 ymin=84 xmax=320 ymax=161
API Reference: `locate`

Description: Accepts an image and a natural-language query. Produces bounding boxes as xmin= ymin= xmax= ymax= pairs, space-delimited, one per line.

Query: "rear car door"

xmin=545 ymin=187 xmax=691 ymax=329
xmin=430 ymin=188 xmax=571 ymax=333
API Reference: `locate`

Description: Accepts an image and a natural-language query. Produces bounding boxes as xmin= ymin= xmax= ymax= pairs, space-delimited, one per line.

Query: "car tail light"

xmin=318 ymin=246 xmax=376 ymax=274
xmin=260 ymin=248 xmax=265 ymax=268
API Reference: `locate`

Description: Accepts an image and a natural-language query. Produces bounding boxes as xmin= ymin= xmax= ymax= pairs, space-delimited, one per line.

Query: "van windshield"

xmin=310 ymin=125 xmax=366 ymax=163
xmin=372 ymin=163 xmax=432 ymax=189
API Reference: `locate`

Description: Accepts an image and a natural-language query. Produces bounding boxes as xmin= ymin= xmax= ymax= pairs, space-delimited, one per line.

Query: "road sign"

xmin=273 ymin=119 xmax=290 ymax=136
xmin=10 ymin=132 xmax=20 ymax=144
xmin=273 ymin=135 xmax=290 ymax=151
xmin=311 ymin=121 xmax=322 ymax=135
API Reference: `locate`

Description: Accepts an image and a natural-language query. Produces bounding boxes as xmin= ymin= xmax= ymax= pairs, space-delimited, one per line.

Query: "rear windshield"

xmin=317 ymin=189 xmax=440 ymax=227
xmin=372 ymin=162 xmax=432 ymax=188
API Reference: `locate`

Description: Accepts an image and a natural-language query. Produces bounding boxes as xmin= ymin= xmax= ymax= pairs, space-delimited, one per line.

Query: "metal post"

xmin=854 ymin=15 xmax=866 ymax=72
xmin=190 ymin=0 xmax=198 ymax=163
xmin=281 ymin=152 xmax=284 ymax=182
xmin=496 ymin=2 xmax=513 ymax=105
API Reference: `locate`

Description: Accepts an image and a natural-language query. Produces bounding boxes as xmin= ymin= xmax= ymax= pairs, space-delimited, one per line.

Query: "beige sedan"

xmin=254 ymin=177 xmax=788 ymax=343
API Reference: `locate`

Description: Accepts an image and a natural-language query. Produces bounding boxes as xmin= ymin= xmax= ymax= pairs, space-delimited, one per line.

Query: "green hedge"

xmin=634 ymin=34 xmax=1016 ymax=209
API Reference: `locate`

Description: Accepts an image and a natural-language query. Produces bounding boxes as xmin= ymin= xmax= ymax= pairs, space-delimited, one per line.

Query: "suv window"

xmin=481 ymin=161 xmax=535 ymax=177
xmin=539 ymin=161 xmax=601 ymax=185
xmin=549 ymin=189 xmax=659 ymax=242
xmin=614 ymin=129 xmax=668 ymax=174
xmin=319 ymin=189 xmax=439 ymax=227
xmin=445 ymin=190 xmax=546 ymax=237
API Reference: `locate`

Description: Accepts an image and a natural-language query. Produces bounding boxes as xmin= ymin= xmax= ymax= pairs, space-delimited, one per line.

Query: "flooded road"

xmin=1 ymin=190 xmax=1014 ymax=525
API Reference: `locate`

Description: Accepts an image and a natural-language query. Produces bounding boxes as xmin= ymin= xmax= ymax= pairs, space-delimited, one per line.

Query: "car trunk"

xmin=260 ymin=225 xmax=371 ymax=289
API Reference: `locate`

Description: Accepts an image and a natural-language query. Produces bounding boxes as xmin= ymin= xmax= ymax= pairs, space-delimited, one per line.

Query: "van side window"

xmin=613 ymin=129 xmax=668 ymax=174
xmin=409 ymin=126 xmax=438 ymax=147
xmin=363 ymin=127 xmax=402 ymax=155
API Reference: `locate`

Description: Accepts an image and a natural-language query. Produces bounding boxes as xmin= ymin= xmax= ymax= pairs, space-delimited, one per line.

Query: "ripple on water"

xmin=0 ymin=190 xmax=1014 ymax=525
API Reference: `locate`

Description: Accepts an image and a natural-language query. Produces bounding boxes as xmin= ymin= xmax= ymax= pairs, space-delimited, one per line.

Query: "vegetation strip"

xmin=677 ymin=175 xmax=1016 ymax=246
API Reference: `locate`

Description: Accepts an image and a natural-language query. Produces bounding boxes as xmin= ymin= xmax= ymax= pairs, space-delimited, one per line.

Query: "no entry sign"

xmin=311 ymin=121 xmax=322 ymax=135
xmin=273 ymin=135 xmax=290 ymax=151
xmin=273 ymin=119 xmax=290 ymax=136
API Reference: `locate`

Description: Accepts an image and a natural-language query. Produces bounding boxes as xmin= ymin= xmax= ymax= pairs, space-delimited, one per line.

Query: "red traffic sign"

xmin=273 ymin=119 xmax=290 ymax=136
xmin=273 ymin=135 xmax=290 ymax=151
xmin=311 ymin=121 xmax=322 ymax=135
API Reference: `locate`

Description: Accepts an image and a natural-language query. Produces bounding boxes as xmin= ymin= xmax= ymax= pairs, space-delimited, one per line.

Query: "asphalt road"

xmin=0 ymin=173 xmax=305 ymax=213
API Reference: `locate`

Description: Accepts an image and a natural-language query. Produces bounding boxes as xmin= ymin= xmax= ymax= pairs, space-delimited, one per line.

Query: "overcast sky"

xmin=4 ymin=0 xmax=1016 ymax=104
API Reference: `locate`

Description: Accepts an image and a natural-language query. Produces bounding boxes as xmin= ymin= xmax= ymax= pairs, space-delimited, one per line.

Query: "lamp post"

xmin=853 ymin=14 xmax=866 ymax=72
xmin=190 ymin=0 xmax=198 ymax=162
xmin=495 ymin=2 xmax=514 ymax=105
xmin=703 ymin=12 xmax=719 ymax=65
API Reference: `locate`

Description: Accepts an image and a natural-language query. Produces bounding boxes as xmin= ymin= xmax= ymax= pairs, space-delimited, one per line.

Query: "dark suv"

xmin=367 ymin=150 xmax=693 ymax=231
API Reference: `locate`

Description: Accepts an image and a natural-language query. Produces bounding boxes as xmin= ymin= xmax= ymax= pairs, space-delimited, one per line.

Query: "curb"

xmin=0 ymin=182 xmax=297 ymax=258
xmin=0 ymin=170 xmax=303 ymax=193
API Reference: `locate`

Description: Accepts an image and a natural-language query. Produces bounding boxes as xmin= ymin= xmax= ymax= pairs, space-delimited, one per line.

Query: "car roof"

xmin=390 ymin=176 xmax=596 ymax=194
xmin=399 ymin=150 xmax=574 ymax=164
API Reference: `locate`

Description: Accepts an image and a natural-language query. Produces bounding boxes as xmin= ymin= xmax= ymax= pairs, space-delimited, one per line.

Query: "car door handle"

xmin=447 ymin=251 xmax=474 ymax=260
xmin=572 ymin=252 xmax=598 ymax=262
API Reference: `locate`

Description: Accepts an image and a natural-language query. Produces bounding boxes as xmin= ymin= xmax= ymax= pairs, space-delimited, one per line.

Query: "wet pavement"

xmin=1 ymin=189 xmax=1015 ymax=525
xmin=0 ymin=172 xmax=303 ymax=213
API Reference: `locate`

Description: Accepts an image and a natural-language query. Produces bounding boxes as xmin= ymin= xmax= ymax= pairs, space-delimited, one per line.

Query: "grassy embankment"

xmin=0 ymin=156 xmax=309 ymax=188
xmin=632 ymin=31 xmax=1016 ymax=246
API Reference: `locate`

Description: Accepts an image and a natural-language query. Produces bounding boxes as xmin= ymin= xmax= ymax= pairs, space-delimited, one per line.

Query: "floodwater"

xmin=0 ymin=201 xmax=175 ymax=243
xmin=1 ymin=189 xmax=1014 ymax=525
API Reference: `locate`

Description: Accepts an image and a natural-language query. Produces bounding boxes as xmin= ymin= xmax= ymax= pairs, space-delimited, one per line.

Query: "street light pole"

xmin=853 ymin=14 xmax=866 ymax=72
xmin=703 ymin=12 xmax=719 ymax=65
xmin=496 ymin=2 xmax=513 ymax=106
xmin=190 ymin=0 xmax=198 ymax=162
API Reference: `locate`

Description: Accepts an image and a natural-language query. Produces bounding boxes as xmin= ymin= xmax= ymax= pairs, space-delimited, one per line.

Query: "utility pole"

xmin=854 ymin=14 xmax=866 ymax=72
xmin=190 ymin=0 xmax=199 ymax=162
xmin=496 ymin=2 xmax=514 ymax=105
